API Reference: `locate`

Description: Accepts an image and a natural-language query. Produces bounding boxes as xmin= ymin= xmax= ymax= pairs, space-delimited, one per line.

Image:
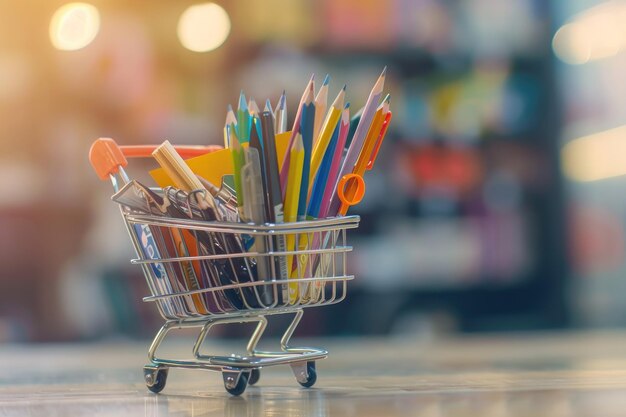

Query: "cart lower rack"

xmin=89 ymin=138 xmax=360 ymax=395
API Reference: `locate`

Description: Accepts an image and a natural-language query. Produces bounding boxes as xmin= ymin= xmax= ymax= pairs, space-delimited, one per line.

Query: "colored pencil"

xmin=297 ymin=81 xmax=315 ymax=220
xmin=248 ymin=97 xmax=260 ymax=117
xmin=274 ymin=90 xmax=287 ymax=134
xmin=313 ymin=74 xmax=330 ymax=146
xmin=318 ymin=103 xmax=350 ymax=218
xmin=283 ymin=134 xmax=304 ymax=302
xmin=237 ymin=91 xmax=250 ymax=144
xmin=308 ymin=121 xmax=340 ymax=218
xmin=279 ymin=74 xmax=314 ymax=198
xmin=229 ymin=124 xmax=245 ymax=217
xmin=309 ymin=84 xmax=346 ymax=193
xmin=224 ymin=104 xmax=236 ymax=148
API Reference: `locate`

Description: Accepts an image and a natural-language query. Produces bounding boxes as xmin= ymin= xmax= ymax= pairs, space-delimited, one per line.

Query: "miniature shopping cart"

xmin=89 ymin=138 xmax=360 ymax=395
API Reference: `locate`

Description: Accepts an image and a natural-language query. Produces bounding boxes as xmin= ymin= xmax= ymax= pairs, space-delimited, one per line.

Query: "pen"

xmin=241 ymin=145 xmax=273 ymax=306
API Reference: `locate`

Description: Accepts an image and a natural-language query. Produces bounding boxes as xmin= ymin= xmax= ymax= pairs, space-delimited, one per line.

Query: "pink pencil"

xmin=279 ymin=74 xmax=315 ymax=200
xmin=318 ymin=104 xmax=350 ymax=218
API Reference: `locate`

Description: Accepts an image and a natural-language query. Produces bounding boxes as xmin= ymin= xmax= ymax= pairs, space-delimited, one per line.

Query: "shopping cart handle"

xmin=89 ymin=137 xmax=221 ymax=180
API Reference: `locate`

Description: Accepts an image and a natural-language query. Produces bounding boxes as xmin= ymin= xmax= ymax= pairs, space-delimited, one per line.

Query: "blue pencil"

xmin=307 ymin=121 xmax=339 ymax=218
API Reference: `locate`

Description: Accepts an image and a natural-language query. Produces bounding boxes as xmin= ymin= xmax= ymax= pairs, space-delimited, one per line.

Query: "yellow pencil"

xmin=309 ymin=85 xmax=346 ymax=195
xmin=284 ymin=134 xmax=304 ymax=303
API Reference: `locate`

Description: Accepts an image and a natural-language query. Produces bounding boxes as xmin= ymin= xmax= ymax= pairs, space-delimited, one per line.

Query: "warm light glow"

xmin=50 ymin=3 xmax=100 ymax=51
xmin=562 ymin=125 xmax=626 ymax=181
xmin=552 ymin=1 xmax=626 ymax=64
xmin=177 ymin=3 xmax=231 ymax=52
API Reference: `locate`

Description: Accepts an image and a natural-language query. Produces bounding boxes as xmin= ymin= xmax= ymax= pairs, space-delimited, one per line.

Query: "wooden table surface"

xmin=2 ymin=330 xmax=626 ymax=416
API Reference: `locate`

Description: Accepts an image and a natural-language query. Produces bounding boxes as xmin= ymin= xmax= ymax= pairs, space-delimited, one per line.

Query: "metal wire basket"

xmin=89 ymin=138 xmax=360 ymax=395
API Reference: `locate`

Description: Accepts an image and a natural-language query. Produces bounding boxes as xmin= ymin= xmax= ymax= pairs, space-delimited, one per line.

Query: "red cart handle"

xmin=89 ymin=137 xmax=221 ymax=180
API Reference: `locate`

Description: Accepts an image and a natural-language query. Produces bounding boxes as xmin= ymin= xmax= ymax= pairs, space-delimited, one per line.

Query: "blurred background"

xmin=1 ymin=0 xmax=625 ymax=342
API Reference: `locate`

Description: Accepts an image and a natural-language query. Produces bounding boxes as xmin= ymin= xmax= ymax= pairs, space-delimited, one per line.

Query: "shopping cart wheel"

xmin=292 ymin=361 xmax=317 ymax=388
xmin=223 ymin=371 xmax=248 ymax=396
xmin=248 ymin=369 xmax=260 ymax=386
xmin=145 ymin=367 xmax=168 ymax=394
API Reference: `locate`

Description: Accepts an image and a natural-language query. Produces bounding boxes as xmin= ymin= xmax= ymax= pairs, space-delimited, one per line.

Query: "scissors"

xmin=335 ymin=111 xmax=392 ymax=216
xmin=337 ymin=173 xmax=366 ymax=216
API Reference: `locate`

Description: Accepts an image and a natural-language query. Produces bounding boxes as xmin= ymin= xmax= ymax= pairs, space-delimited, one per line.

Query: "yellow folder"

xmin=150 ymin=132 xmax=291 ymax=187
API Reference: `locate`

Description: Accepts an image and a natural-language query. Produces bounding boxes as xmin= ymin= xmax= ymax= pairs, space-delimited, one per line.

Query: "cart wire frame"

xmin=107 ymin=162 xmax=359 ymax=395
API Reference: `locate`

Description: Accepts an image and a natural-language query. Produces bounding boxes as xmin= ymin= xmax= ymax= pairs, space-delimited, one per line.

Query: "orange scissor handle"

xmin=89 ymin=137 xmax=221 ymax=180
xmin=337 ymin=173 xmax=366 ymax=216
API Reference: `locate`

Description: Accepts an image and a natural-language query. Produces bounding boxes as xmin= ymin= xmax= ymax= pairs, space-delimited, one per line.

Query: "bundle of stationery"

xmin=109 ymin=68 xmax=391 ymax=313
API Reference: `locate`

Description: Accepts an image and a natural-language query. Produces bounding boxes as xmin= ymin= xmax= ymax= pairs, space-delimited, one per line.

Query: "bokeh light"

xmin=177 ymin=3 xmax=231 ymax=53
xmin=562 ymin=125 xmax=626 ymax=182
xmin=49 ymin=2 xmax=100 ymax=51
xmin=552 ymin=1 xmax=626 ymax=65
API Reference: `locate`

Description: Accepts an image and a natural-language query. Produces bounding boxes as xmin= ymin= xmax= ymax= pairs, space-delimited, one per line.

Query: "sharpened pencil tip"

xmin=280 ymin=91 xmax=286 ymax=108
xmin=342 ymin=84 xmax=347 ymax=91
xmin=345 ymin=102 xmax=350 ymax=108
xmin=238 ymin=91 xmax=247 ymax=110
xmin=322 ymin=74 xmax=330 ymax=86
xmin=248 ymin=97 xmax=259 ymax=113
xmin=381 ymin=66 xmax=387 ymax=76
xmin=227 ymin=104 xmax=233 ymax=112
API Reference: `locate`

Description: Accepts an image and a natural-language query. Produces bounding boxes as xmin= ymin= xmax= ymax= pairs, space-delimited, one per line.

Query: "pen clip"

xmin=366 ymin=111 xmax=392 ymax=171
